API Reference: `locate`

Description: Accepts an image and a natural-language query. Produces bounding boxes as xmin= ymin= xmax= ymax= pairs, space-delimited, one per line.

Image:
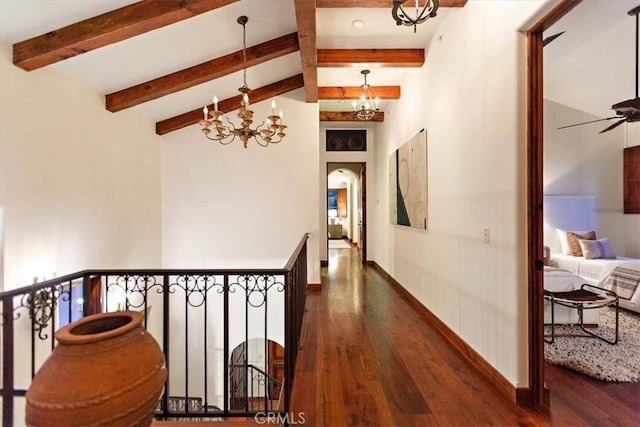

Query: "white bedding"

xmin=551 ymin=254 xmax=640 ymax=312
xmin=544 ymin=266 xmax=585 ymax=291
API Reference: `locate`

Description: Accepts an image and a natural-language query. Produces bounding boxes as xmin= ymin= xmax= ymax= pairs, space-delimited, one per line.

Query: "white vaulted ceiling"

xmin=0 ymin=0 xmax=461 ymax=131
xmin=0 ymin=0 xmax=636 ymax=132
xmin=544 ymin=0 xmax=639 ymax=120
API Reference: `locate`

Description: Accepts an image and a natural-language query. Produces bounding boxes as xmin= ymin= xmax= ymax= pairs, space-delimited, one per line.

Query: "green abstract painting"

xmin=389 ymin=130 xmax=428 ymax=229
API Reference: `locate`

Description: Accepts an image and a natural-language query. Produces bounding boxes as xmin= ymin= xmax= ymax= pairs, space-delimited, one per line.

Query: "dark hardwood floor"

xmin=289 ymin=245 xmax=640 ymax=426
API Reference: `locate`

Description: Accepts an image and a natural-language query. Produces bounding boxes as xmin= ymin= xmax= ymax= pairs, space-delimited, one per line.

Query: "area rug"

xmin=544 ymin=308 xmax=640 ymax=382
xmin=329 ymin=239 xmax=352 ymax=249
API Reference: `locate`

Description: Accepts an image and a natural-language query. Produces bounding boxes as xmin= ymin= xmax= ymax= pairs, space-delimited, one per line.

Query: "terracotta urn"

xmin=25 ymin=311 xmax=167 ymax=426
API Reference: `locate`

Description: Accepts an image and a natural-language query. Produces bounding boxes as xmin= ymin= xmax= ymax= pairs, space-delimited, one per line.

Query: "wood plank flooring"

xmin=289 ymin=245 xmax=640 ymax=426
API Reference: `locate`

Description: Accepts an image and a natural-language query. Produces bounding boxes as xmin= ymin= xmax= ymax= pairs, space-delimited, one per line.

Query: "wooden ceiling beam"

xmin=156 ymin=74 xmax=305 ymax=135
xmin=316 ymin=0 xmax=467 ymax=7
xmin=106 ymin=33 xmax=300 ymax=112
xmin=13 ymin=0 xmax=239 ymax=71
xmin=319 ymin=86 xmax=400 ymax=99
xmin=320 ymin=111 xmax=384 ymax=122
xmin=294 ymin=0 xmax=318 ymax=103
xmin=318 ymin=49 xmax=424 ymax=67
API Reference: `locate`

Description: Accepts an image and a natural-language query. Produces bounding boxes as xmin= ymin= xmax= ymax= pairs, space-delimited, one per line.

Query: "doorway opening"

xmin=526 ymin=0 xmax=583 ymax=407
xmin=229 ymin=338 xmax=284 ymax=411
xmin=326 ymin=163 xmax=366 ymax=266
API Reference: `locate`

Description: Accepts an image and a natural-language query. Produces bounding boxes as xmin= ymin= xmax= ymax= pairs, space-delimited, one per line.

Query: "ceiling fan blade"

xmin=557 ymin=116 xmax=624 ymax=130
xmin=543 ymin=31 xmax=565 ymax=47
xmin=598 ymin=118 xmax=627 ymax=134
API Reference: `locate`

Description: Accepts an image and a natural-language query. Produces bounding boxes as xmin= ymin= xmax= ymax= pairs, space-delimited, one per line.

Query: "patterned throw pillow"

xmin=566 ymin=230 xmax=596 ymax=256
xmin=579 ymin=238 xmax=616 ymax=259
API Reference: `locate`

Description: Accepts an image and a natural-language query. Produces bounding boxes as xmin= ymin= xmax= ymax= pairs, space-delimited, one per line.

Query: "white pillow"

xmin=557 ymin=229 xmax=592 ymax=255
xmin=578 ymin=238 xmax=616 ymax=259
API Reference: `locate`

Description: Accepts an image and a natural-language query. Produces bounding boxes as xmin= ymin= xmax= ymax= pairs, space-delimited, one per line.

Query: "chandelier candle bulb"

xmin=203 ymin=106 xmax=208 ymax=120
xmin=353 ymin=69 xmax=379 ymax=120
xmin=199 ymin=16 xmax=285 ymax=148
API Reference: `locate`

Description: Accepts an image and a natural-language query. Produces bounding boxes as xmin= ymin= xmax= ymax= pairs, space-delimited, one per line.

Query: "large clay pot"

xmin=26 ymin=311 xmax=167 ymax=426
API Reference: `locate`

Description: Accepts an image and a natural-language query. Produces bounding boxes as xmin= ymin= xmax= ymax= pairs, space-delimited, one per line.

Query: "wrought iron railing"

xmin=0 ymin=234 xmax=308 ymax=426
xmin=229 ymin=364 xmax=283 ymax=412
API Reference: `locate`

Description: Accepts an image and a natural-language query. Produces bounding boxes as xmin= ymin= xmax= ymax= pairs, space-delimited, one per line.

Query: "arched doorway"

xmin=326 ymin=163 xmax=367 ymax=265
xmin=229 ymin=338 xmax=284 ymax=411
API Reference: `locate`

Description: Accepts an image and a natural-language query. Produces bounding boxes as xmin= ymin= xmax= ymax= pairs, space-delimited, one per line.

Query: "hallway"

xmin=289 ymin=245 xmax=640 ymax=426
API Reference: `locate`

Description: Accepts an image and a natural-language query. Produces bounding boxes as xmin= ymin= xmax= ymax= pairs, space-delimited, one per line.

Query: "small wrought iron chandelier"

xmin=391 ymin=0 xmax=439 ymax=33
xmin=200 ymin=16 xmax=286 ymax=148
xmin=352 ymin=70 xmax=379 ymax=121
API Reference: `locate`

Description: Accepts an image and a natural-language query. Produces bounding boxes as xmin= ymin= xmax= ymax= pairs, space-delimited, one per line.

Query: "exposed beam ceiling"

xmin=318 ymin=49 xmax=424 ymax=67
xmin=319 ymin=84 xmax=397 ymax=122
xmin=156 ymin=74 xmax=305 ymax=135
xmin=295 ymin=0 xmax=318 ymax=103
xmin=106 ymin=33 xmax=300 ymax=112
xmin=9 ymin=0 xmax=469 ymax=129
xmin=316 ymin=0 xmax=468 ymax=7
xmin=318 ymin=86 xmax=401 ymax=99
xmin=13 ymin=0 xmax=239 ymax=71
xmin=320 ymin=111 xmax=384 ymax=122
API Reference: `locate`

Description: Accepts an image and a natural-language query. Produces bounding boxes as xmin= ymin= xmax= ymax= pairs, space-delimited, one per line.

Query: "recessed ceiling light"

xmin=351 ymin=19 xmax=364 ymax=29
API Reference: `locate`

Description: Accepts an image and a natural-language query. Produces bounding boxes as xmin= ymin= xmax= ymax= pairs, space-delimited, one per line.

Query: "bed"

xmin=543 ymin=195 xmax=640 ymax=315
xmin=551 ymin=254 xmax=640 ymax=313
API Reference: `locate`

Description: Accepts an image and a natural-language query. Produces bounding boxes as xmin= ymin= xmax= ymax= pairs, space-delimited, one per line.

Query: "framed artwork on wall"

xmin=389 ymin=129 xmax=428 ymax=229
xmin=326 ymin=130 xmax=366 ymax=151
xmin=327 ymin=188 xmax=347 ymax=218
xmin=624 ymin=145 xmax=640 ymax=214
xmin=328 ymin=189 xmax=338 ymax=210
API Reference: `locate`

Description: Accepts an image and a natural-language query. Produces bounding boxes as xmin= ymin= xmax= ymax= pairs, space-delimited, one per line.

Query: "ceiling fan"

xmin=558 ymin=5 xmax=640 ymax=134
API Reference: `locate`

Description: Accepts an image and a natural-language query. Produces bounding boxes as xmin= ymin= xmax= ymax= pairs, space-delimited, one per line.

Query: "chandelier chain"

xmin=241 ymin=19 xmax=248 ymax=90
xmin=199 ymin=16 xmax=287 ymax=148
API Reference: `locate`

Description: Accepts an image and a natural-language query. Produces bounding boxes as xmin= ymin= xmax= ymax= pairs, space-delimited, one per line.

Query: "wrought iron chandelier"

xmin=200 ymin=16 xmax=286 ymax=148
xmin=391 ymin=0 xmax=439 ymax=33
xmin=352 ymin=70 xmax=379 ymax=121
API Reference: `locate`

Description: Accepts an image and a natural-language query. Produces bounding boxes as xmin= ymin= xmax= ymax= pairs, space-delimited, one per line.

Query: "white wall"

xmin=0 ymin=43 xmax=162 ymax=290
xmin=159 ymin=90 xmax=320 ymax=400
xmin=1 ymin=41 xmax=162 ymax=425
xmin=349 ymin=179 xmax=359 ymax=242
xmin=544 ymin=99 xmax=639 ymax=257
xmin=543 ymin=0 xmax=637 ymax=120
xmin=319 ymin=126 xmax=376 ymax=262
xmin=160 ymin=88 xmax=320 ymax=283
xmin=370 ymin=1 xmax=546 ymax=388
